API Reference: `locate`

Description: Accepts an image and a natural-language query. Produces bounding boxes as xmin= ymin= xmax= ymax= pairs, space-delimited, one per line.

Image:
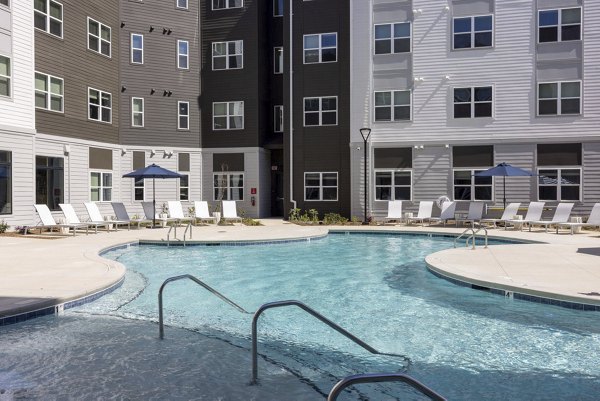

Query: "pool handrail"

xmin=454 ymin=227 xmax=488 ymax=250
xmin=183 ymin=222 xmax=193 ymax=246
xmin=251 ymin=300 xmax=411 ymax=384
xmin=158 ymin=274 xmax=251 ymax=339
xmin=327 ymin=373 xmax=447 ymax=401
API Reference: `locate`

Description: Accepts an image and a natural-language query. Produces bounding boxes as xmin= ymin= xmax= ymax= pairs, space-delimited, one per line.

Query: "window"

xmin=213 ymin=101 xmax=244 ymax=130
xmin=453 ymin=170 xmax=493 ymax=201
xmin=132 ymin=97 xmax=144 ymax=127
xmin=90 ymin=172 xmax=112 ymax=202
xmin=274 ymin=47 xmax=283 ymax=74
xmin=88 ymin=88 xmax=112 ymax=123
xmin=374 ymin=90 xmax=411 ymax=121
xmin=538 ymin=81 xmax=581 ymax=116
xmin=0 ymin=56 xmax=10 ymax=97
xmin=374 ymin=23 xmax=411 ymax=54
xmin=35 ymin=72 xmax=63 ymax=112
xmin=35 ymin=156 xmax=64 ymax=211
xmin=375 ymin=171 xmax=412 ymax=201
xmin=304 ymin=33 xmax=337 ymax=63
xmin=88 ymin=18 xmax=111 ymax=57
xmin=213 ymin=173 xmax=244 ymax=201
xmin=133 ymin=151 xmax=145 ymax=201
xmin=212 ymin=0 xmax=242 ymax=10
xmin=34 ymin=0 xmax=62 ymax=38
xmin=178 ymin=101 xmax=189 ymax=130
xmin=539 ymin=8 xmax=581 ymax=43
xmin=454 ymin=86 xmax=493 ymax=118
xmin=304 ymin=172 xmax=338 ymax=201
xmin=274 ymin=105 xmax=284 ymax=132
xmin=304 ymin=97 xmax=337 ymax=126
xmin=131 ymin=34 xmax=144 ymax=64
xmin=0 ymin=151 xmax=11 ymax=215
xmin=178 ymin=40 xmax=189 ymax=69
xmin=453 ymin=15 xmax=493 ymax=49
xmin=212 ymin=40 xmax=243 ymax=70
xmin=179 ymin=175 xmax=189 ymax=200
xmin=538 ymin=169 xmax=581 ymax=201
xmin=176 ymin=0 xmax=188 ymax=9
xmin=274 ymin=0 xmax=283 ymax=16
xmin=0 ymin=0 xmax=9 ymax=7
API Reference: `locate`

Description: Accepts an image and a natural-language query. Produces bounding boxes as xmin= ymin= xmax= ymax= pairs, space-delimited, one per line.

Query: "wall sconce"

xmin=150 ymin=88 xmax=156 ymax=95
xmin=444 ymin=5 xmax=450 ymax=11
xmin=164 ymin=150 xmax=173 ymax=157
xmin=413 ymin=77 xmax=425 ymax=83
xmin=444 ymin=75 xmax=451 ymax=81
xmin=120 ymin=22 xmax=125 ymax=28
xmin=63 ymin=144 xmax=70 ymax=156
xmin=412 ymin=9 xmax=423 ymax=16
xmin=163 ymin=90 xmax=168 ymax=96
xmin=167 ymin=29 xmax=172 ymax=35
xmin=163 ymin=28 xmax=167 ymax=34
xmin=121 ymin=147 xmax=127 ymax=156
xmin=149 ymin=26 xmax=154 ymax=32
xmin=445 ymin=144 xmax=450 ymax=148
xmin=150 ymin=149 xmax=156 ymax=157
xmin=167 ymin=91 xmax=173 ymax=97
xmin=121 ymin=86 xmax=127 ymax=92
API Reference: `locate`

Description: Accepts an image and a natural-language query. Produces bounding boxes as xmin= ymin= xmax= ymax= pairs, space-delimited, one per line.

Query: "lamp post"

xmin=360 ymin=128 xmax=372 ymax=225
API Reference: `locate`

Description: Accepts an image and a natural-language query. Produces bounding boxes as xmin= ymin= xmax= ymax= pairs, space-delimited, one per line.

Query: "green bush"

xmin=323 ymin=213 xmax=348 ymax=225
xmin=242 ymin=217 xmax=262 ymax=226
xmin=289 ymin=208 xmax=301 ymax=222
xmin=0 ymin=220 xmax=8 ymax=233
xmin=308 ymin=209 xmax=319 ymax=223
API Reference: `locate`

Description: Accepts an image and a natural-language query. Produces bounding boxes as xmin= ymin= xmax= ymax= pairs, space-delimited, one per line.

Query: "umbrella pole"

xmin=503 ymin=177 xmax=506 ymax=209
xmin=153 ymin=177 xmax=156 ymax=228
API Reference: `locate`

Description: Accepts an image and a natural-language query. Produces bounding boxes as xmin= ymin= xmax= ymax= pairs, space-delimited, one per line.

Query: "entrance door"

xmin=270 ymin=150 xmax=284 ymax=217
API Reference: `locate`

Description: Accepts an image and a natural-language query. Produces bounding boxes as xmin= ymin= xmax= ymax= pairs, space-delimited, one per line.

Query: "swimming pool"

xmin=1 ymin=233 xmax=599 ymax=400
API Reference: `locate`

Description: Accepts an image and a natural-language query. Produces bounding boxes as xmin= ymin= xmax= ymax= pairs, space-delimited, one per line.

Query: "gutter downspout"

xmin=288 ymin=0 xmax=296 ymax=211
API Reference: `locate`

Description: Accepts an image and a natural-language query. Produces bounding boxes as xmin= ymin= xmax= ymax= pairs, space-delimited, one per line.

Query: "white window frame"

xmin=88 ymin=87 xmax=112 ymax=124
xmin=374 ymin=22 xmax=412 ymax=55
xmin=34 ymin=0 xmax=63 ymax=39
xmin=274 ymin=105 xmax=284 ymax=133
xmin=177 ymin=40 xmax=189 ymax=69
xmin=537 ymin=167 xmax=582 ymax=202
xmin=178 ymin=101 xmax=190 ymax=130
xmin=374 ymin=170 xmax=413 ymax=201
xmin=213 ymin=172 xmax=244 ymax=201
xmin=303 ymin=33 xmax=338 ymax=64
xmin=87 ymin=17 xmax=112 ymax=58
xmin=212 ymin=0 xmax=243 ymax=11
xmin=537 ymin=81 xmax=582 ymax=116
xmin=213 ymin=101 xmax=244 ymax=130
xmin=538 ymin=7 xmax=582 ymax=44
xmin=274 ymin=46 xmax=283 ymax=74
xmin=374 ymin=90 xmax=412 ymax=122
xmin=35 ymin=71 xmax=64 ymax=112
xmin=131 ymin=33 xmax=144 ymax=64
xmin=176 ymin=0 xmax=188 ymax=10
xmin=131 ymin=97 xmax=144 ymax=127
xmin=0 ymin=55 xmax=11 ymax=98
xmin=453 ymin=169 xmax=494 ymax=201
xmin=212 ymin=40 xmax=244 ymax=70
xmin=90 ymin=171 xmax=113 ymax=202
xmin=133 ymin=177 xmax=145 ymax=202
xmin=453 ymin=86 xmax=494 ymax=119
xmin=179 ymin=174 xmax=189 ymax=201
xmin=0 ymin=0 xmax=9 ymax=9
xmin=452 ymin=15 xmax=494 ymax=50
xmin=304 ymin=172 xmax=338 ymax=202
xmin=303 ymin=96 xmax=338 ymax=127
xmin=273 ymin=0 xmax=283 ymax=16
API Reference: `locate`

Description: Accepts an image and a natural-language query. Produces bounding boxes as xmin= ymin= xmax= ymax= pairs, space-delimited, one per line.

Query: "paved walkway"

xmin=1 ymin=220 xmax=599 ymax=319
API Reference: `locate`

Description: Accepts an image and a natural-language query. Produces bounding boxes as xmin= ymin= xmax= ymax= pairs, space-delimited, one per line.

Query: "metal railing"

xmin=183 ymin=223 xmax=193 ymax=246
xmin=158 ymin=274 xmax=251 ymax=339
xmin=327 ymin=373 xmax=447 ymax=401
xmin=251 ymin=300 xmax=411 ymax=384
xmin=166 ymin=225 xmax=176 ymax=246
xmin=454 ymin=227 xmax=488 ymax=250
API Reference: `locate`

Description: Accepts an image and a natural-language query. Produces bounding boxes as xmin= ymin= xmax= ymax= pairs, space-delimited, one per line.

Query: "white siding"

xmin=0 ymin=130 xmax=34 ymax=227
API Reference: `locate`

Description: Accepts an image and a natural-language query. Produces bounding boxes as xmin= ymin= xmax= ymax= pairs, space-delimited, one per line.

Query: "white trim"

xmin=178 ymin=101 xmax=190 ymax=130
xmin=451 ymin=14 xmax=494 ymax=50
xmin=212 ymin=40 xmax=243 ymax=70
xmin=537 ymin=167 xmax=582 ymax=202
xmin=212 ymin=101 xmax=244 ymax=130
xmin=131 ymin=33 xmax=144 ymax=64
xmin=373 ymin=22 xmax=412 ymax=55
xmin=373 ymin=90 xmax=412 ymax=122
xmin=273 ymin=46 xmax=283 ymax=74
xmin=89 ymin=170 xmax=113 ymax=202
xmin=303 ymin=96 xmax=338 ymax=127
xmin=274 ymin=105 xmax=284 ymax=133
xmin=34 ymin=0 xmax=63 ymax=39
xmin=87 ymin=17 xmax=112 ymax=58
xmin=34 ymin=71 xmax=64 ymax=113
xmin=537 ymin=6 xmax=582 ymax=44
xmin=273 ymin=0 xmax=283 ymax=17
xmin=373 ymin=170 xmax=413 ymax=202
xmin=537 ymin=80 xmax=582 ymax=116
xmin=176 ymin=0 xmax=188 ymax=10
xmin=304 ymin=172 xmax=338 ymax=202
xmin=0 ymin=54 xmax=11 ymax=99
xmin=303 ymin=32 xmax=338 ymax=64
xmin=211 ymin=0 xmax=243 ymax=11
xmin=177 ymin=40 xmax=189 ymax=69
xmin=87 ymin=87 xmax=112 ymax=124
xmin=453 ymin=85 xmax=494 ymax=119
xmin=213 ymin=172 xmax=244 ymax=201
xmin=131 ymin=97 xmax=144 ymax=127
xmin=452 ymin=168 xmax=494 ymax=201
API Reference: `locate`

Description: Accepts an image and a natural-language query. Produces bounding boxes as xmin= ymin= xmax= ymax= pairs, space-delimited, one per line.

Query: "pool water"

xmin=2 ymin=233 xmax=600 ymax=400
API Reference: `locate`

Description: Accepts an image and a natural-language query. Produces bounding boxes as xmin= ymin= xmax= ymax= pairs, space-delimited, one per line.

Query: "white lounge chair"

xmin=558 ymin=203 xmax=600 ymax=234
xmin=27 ymin=204 xmax=89 ymax=236
xmin=222 ymin=200 xmax=242 ymax=223
xmin=428 ymin=201 xmax=457 ymax=227
xmin=60 ymin=203 xmax=111 ymax=234
xmin=84 ymin=202 xmax=131 ymax=231
xmin=142 ymin=201 xmax=179 ymax=226
xmin=167 ymin=201 xmax=195 ymax=226
xmin=384 ymin=200 xmax=403 ymax=224
xmin=111 ymin=202 xmax=151 ymax=228
xmin=456 ymin=202 xmax=484 ymax=228
xmin=481 ymin=202 xmax=521 ymax=228
xmin=406 ymin=201 xmax=433 ymax=225
xmin=193 ymin=201 xmax=217 ymax=224
xmin=504 ymin=202 xmax=545 ymax=231
xmin=528 ymin=203 xmax=574 ymax=233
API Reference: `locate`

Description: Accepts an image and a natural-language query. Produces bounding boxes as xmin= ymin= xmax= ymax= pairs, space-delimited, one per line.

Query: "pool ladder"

xmin=454 ymin=226 xmax=488 ymax=250
xmin=165 ymin=222 xmax=193 ymax=246
xmin=157 ymin=274 xmax=445 ymax=400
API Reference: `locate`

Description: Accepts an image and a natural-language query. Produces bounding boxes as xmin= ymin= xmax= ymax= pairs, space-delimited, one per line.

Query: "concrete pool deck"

xmin=0 ymin=220 xmax=599 ymax=321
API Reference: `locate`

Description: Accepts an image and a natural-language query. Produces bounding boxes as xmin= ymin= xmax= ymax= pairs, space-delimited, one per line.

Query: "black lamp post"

xmin=360 ymin=128 xmax=372 ymax=225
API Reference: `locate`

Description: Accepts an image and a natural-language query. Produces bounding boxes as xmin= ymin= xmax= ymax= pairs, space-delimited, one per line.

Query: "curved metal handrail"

xmin=466 ymin=227 xmax=488 ymax=249
xmin=166 ymin=225 xmax=176 ymax=246
xmin=454 ymin=228 xmax=475 ymax=248
xmin=183 ymin=223 xmax=193 ymax=246
xmin=158 ymin=274 xmax=251 ymax=339
xmin=327 ymin=373 xmax=447 ymax=401
xmin=251 ymin=300 xmax=411 ymax=384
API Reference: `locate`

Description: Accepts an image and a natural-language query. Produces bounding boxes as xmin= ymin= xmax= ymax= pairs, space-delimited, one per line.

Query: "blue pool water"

xmin=2 ymin=233 xmax=600 ymax=400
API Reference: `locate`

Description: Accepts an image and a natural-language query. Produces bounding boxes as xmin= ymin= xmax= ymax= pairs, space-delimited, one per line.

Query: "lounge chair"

xmin=383 ymin=200 xmax=403 ymax=224
xmin=60 ymin=203 xmax=111 ymax=234
xmin=558 ymin=203 xmax=600 ymax=234
xmin=428 ymin=201 xmax=457 ymax=227
xmin=456 ymin=202 xmax=484 ymax=228
xmin=84 ymin=202 xmax=131 ymax=231
xmin=193 ymin=201 xmax=217 ymax=224
xmin=27 ymin=204 xmax=89 ymax=236
xmin=481 ymin=202 xmax=521 ymax=228
xmin=528 ymin=202 xmax=574 ymax=233
xmin=167 ymin=201 xmax=195 ymax=226
xmin=504 ymin=202 xmax=544 ymax=231
xmin=406 ymin=201 xmax=433 ymax=225
xmin=111 ymin=202 xmax=151 ymax=228
xmin=222 ymin=200 xmax=242 ymax=223
xmin=141 ymin=201 xmax=179 ymax=226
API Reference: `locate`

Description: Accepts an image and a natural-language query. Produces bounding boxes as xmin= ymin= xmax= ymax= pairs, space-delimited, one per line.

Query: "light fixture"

xmin=444 ymin=5 xmax=450 ymax=11
xmin=167 ymin=91 xmax=173 ymax=96
xmin=414 ymin=145 xmax=419 ymax=149
xmin=445 ymin=144 xmax=450 ymax=148
xmin=412 ymin=8 xmax=422 ymax=16
xmin=149 ymin=26 xmax=154 ymax=32
xmin=163 ymin=90 xmax=168 ymax=96
xmin=444 ymin=75 xmax=451 ymax=81
xmin=150 ymin=88 xmax=156 ymax=95
xmin=359 ymin=128 xmax=372 ymax=225
xmin=163 ymin=28 xmax=167 ymax=34
xmin=120 ymin=22 xmax=125 ymax=28
xmin=167 ymin=29 xmax=172 ymax=35
xmin=414 ymin=77 xmax=425 ymax=83
xmin=419 ymin=145 xmax=425 ymax=149
xmin=121 ymin=85 xmax=127 ymax=92
xmin=121 ymin=147 xmax=127 ymax=155
xmin=150 ymin=149 xmax=156 ymax=157
xmin=63 ymin=144 xmax=70 ymax=156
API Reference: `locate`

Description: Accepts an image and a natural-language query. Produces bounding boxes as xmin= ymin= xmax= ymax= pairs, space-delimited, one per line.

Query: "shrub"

xmin=308 ymin=209 xmax=319 ymax=223
xmin=351 ymin=216 xmax=361 ymax=224
xmin=289 ymin=208 xmax=301 ymax=222
xmin=242 ymin=217 xmax=262 ymax=226
xmin=0 ymin=220 xmax=9 ymax=233
xmin=323 ymin=213 xmax=348 ymax=225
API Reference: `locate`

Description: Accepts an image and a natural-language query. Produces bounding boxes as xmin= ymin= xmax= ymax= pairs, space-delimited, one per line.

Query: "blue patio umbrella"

xmin=475 ymin=163 xmax=534 ymax=208
xmin=123 ymin=164 xmax=183 ymax=227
